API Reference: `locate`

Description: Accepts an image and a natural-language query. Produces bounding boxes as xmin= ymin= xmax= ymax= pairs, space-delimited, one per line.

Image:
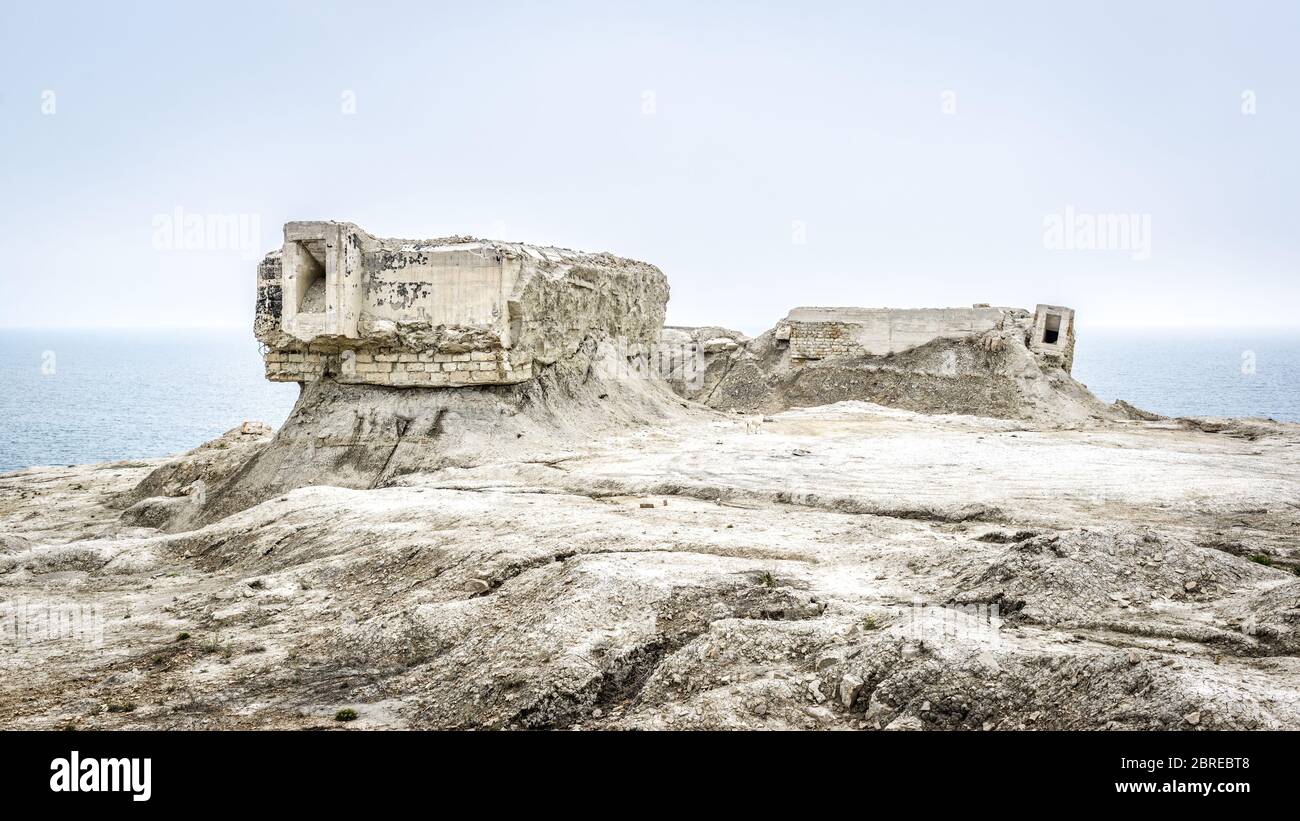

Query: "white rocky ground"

xmin=2 ymin=402 xmax=1298 ymax=729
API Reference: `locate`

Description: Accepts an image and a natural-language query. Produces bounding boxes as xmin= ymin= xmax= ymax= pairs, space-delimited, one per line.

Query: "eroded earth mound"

xmin=3 ymin=400 xmax=1297 ymax=730
xmin=670 ymin=323 xmax=1120 ymax=425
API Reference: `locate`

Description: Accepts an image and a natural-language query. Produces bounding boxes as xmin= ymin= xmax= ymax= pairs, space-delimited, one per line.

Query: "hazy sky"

xmin=1 ymin=1 xmax=1296 ymax=335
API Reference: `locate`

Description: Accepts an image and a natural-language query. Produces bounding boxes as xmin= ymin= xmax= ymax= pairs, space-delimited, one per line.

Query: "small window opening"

xmin=295 ymin=240 xmax=327 ymax=312
xmin=1042 ymin=313 xmax=1061 ymax=344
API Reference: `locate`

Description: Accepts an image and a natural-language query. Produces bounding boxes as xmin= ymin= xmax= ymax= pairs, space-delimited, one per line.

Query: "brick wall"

xmin=264 ymin=347 xmax=533 ymax=387
xmin=788 ymin=322 xmax=866 ymax=360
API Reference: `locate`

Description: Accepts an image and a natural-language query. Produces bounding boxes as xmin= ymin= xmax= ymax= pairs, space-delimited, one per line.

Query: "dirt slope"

xmin=3 ymin=401 xmax=1297 ymax=730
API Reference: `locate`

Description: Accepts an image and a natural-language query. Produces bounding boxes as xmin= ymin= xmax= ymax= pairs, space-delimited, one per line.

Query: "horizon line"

xmin=6 ymin=322 xmax=1300 ymax=332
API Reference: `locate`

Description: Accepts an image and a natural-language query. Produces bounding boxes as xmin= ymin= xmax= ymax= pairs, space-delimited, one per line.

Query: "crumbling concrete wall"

xmin=768 ymin=304 xmax=1076 ymax=375
xmin=1028 ymin=304 xmax=1076 ymax=372
xmin=660 ymin=301 xmax=1096 ymax=423
xmin=779 ymin=306 xmax=1025 ymax=361
xmin=255 ymin=222 xmax=669 ymax=388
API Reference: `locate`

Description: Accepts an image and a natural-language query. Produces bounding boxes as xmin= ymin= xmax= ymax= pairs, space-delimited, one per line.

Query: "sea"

xmin=0 ymin=329 xmax=299 ymax=474
xmin=0 ymin=327 xmax=1297 ymax=474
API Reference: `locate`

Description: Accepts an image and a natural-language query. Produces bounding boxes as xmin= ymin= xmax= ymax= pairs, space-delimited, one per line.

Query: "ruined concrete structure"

xmin=255 ymin=221 xmax=668 ymax=387
xmin=1027 ymin=303 xmax=1076 ymax=371
xmin=774 ymin=303 xmax=1076 ymax=372
xmin=254 ymin=222 xmax=1077 ymax=400
xmin=654 ymin=300 xmax=1084 ymax=420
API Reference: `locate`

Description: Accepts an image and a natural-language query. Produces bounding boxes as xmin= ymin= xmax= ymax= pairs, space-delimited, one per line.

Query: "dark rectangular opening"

xmin=295 ymin=240 xmax=327 ymax=312
xmin=1042 ymin=313 xmax=1061 ymax=344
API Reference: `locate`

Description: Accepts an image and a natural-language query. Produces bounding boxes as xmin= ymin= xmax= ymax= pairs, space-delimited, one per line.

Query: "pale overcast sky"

xmin=1 ymin=1 xmax=1296 ymax=335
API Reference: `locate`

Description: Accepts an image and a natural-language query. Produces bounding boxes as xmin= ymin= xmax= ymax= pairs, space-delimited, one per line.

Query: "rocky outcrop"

xmin=105 ymin=422 xmax=275 ymax=533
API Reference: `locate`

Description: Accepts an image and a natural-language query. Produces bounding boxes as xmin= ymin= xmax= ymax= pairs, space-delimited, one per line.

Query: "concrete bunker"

xmin=782 ymin=305 xmax=1024 ymax=361
xmin=255 ymin=221 xmax=669 ymax=389
xmin=1028 ymin=304 xmax=1076 ymax=371
xmin=765 ymin=303 xmax=1078 ymax=373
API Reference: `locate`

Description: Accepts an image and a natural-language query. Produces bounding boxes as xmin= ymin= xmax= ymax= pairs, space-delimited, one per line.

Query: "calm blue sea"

xmin=1070 ymin=328 xmax=1300 ymax=423
xmin=0 ymin=329 xmax=299 ymax=474
xmin=0 ymin=327 xmax=1297 ymax=473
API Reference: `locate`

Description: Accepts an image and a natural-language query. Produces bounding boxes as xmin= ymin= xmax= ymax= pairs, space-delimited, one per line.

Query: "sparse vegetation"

xmin=335 ymin=708 xmax=358 ymax=722
xmin=176 ymin=631 xmax=190 ymax=641
xmin=1249 ymin=554 xmax=1273 ymax=566
xmin=198 ymin=633 xmax=233 ymax=659
xmin=106 ymin=703 xmax=136 ymax=713
xmin=760 ymin=571 xmax=776 ymax=588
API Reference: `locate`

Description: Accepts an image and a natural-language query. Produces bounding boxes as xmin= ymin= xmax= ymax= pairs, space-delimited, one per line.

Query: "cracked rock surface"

xmin=1 ymin=399 xmax=1298 ymax=729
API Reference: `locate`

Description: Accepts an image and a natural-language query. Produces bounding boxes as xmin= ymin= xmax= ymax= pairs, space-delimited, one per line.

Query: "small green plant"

xmin=198 ymin=630 xmax=232 ymax=658
xmin=176 ymin=632 xmax=191 ymax=642
xmin=106 ymin=703 xmax=136 ymax=713
xmin=863 ymin=616 xmax=879 ymax=631
xmin=1249 ymin=554 xmax=1274 ymax=566
xmin=335 ymin=708 xmax=358 ymax=722
xmin=760 ymin=571 xmax=775 ymax=588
